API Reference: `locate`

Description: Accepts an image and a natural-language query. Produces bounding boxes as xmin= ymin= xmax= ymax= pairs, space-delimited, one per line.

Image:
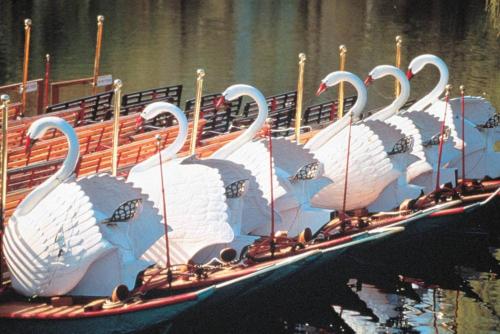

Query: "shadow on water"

xmin=155 ymin=207 xmax=500 ymax=334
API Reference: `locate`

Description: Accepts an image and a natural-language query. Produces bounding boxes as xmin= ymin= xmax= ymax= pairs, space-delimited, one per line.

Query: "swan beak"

xmin=135 ymin=115 xmax=144 ymax=130
xmin=215 ymin=96 xmax=226 ymax=109
xmin=24 ymin=136 xmax=37 ymax=155
xmin=316 ymin=82 xmax=327 ymax=96
xmin=406 ymin=69 xmax=414 ymax=80
xmin=364 ymin=75 xmax=374 ymax=86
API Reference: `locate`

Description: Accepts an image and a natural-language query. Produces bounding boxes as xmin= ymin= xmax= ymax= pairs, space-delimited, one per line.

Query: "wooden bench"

xmin=1 ymin=108 xmax=80 ymax=149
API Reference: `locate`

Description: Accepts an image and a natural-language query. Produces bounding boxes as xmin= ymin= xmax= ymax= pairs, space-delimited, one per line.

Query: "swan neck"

xmin=211 ymin=86 xmax=268 ymax=159
xmin=305 ymin=74 xmax=367 ymax=151
xmin=131 ymin=106 xmax=188 ymax=172
xmin=409 ymin=58 xmax=449 ymax=111
xmin=15 ymin=119 xmax=80 ymax=217
xmin=368 ymin=69 xmax=410 ymax=121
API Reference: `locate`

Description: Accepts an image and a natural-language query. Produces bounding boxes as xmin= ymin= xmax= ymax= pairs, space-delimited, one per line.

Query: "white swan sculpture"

xmin=3 ymin=117 xmax=163 ymax=297
xmin=212 ymin=84 xmax=332 ymax=237
xmin=407 ymin=54 xmax=499 ymax=179
xmin=364 ymin=65 xmax=456 ymax=195
xmin=131 ymin=102 xmax=260 ymax=264
xmin=304 ymin=71 xmax=421 ymax=211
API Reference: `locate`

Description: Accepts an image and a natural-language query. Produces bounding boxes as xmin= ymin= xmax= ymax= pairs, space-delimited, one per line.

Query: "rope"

xmin=435 ymin=92 xmax=450 ymax=191
xmin=342 ymin=114 xmax=353 ymax=213
xmin=156 ymin=137 xmax=172 ymax=286
xmin=265 ymin=122 xmax=276 ymax=256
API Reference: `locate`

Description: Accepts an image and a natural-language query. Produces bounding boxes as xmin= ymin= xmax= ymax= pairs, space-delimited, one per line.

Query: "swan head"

xmin=135 ymin=101 xmax=186 ymax=130
xmin=407 ymin=54 xmax=447 ymax=81
xmin=364 ymin=65 xmax=404 ymax=86
xmin=25 ymin=116 xmax=67 ymax=153
xmin=216 ymin=84 xmax=264 ymax=107
xmin=316 ymin=71 xmax=366 ymax=97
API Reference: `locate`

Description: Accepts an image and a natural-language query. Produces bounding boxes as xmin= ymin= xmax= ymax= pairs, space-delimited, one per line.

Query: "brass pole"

xmin=1 ymin=95 xmax=10 ymax=223
xmin=295 ymin=53 xmax=306 ymax=143
xmin=338 ymin=45 xmax=347 ymax=119
xmin=92 ymin=15 xmax=105 ymax=95
xmin=395 ymin=35 xmax=403 ymax=97
xmin=21 ymin=19 xmax=32 ymax=116
xmin=43 ymin=54 xmax=51 ymax=109
xmin=111 ymin=79 xmax=122 ymax=177
xmin=189 ymin=69 xmax=205 ymax=156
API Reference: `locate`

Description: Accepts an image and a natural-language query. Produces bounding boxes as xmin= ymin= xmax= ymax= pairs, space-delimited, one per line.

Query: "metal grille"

xmin=388 ymin=136 xmax=414 ymax=155
xmin=225 ymin=180 xmax=247 ymax=198
xmin=289 ymin=162 xmax=320 ymax=183
xmin=303 ymin=96 xmax=357 ymax=126
xmin=121 ymin=85 xmax=183 ymax=127
xmin=185 ymin=93 xmax=242 ymax=139
xmin=46 ymin=91 xmax=114 ymax=123
xmin=105 ymin=198 xmax=143 ymax=224
xmin=423 ymin=126 xmax=451 ymax=147
xmin=480 ymin=114 xmax=499 ymax=128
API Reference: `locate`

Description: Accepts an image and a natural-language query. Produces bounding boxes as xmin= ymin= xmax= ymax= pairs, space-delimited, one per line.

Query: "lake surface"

xmin=0 ymin=1 xmax=498 ymax=333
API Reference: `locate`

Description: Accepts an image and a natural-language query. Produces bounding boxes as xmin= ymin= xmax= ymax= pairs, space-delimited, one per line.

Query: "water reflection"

xmin=170 ymin=209 xmax=500 ymax=333
xmin=0 ymin=0 xmax=498 ymax=115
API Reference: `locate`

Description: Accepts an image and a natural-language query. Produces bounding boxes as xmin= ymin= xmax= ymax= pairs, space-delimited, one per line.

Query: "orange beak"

xmin=364 ymin=75 xmax=374 ymax=86
xmin=316 ymin=82 xmax=327 ymax=96
xmin=135 ymin=115 xmax=144 ymax=130
xmin=215 ymin=96 xmax=226 ymax=109
xmin=25 ymin=136 xmax=36 ymax=155
xmin=406 ymin=69 xmax=414 ymax=80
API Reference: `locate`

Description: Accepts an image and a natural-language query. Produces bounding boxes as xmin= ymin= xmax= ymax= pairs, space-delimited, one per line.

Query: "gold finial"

xmin=339 ymin=45 xmax=347 ymax=55
xmin=299 ymin=53 xmax=306 ymax=63
xmin=190 ymin=69 xmax=205 ymax=155
xmin=45 ymin=54 xmax=50 ymax=61
xmin=459 ymin=85 xmax=465 ymax=94
xmin=396 ymin=35 xmax=403 ymax=45
xmin=1 ymin=94 xmax=10 ymax=104
xmin=97 ymin=15 xmax=105 ymax=23
xmin=24 ymin=18 xmax=32 ymax=27
xmin=113 ymin=79 xmax=123 ymax=90
xmin=445 ymin=84 xmax=452 ymax=97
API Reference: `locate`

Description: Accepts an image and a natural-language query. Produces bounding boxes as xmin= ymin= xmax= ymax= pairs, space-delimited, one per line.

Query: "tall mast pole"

xmin=20 ymin=19 xmax=32 ymax=117
xmin=92 ymin=15 xmax=105 ymax=95
xmin=295 ymin=53 xmax=306 ymax=143
xmin=111 ymin=79 xmax=122 ymax=176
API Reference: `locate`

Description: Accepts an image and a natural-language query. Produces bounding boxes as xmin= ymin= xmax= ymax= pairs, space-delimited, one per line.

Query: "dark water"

xmin=0 ymin=0 xmax=499 ymax=112
xmin=0 ymin=1 xmax=499 ymax=333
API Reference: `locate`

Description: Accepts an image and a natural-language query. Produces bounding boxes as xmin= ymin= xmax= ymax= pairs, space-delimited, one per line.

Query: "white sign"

xmin=19 ymin=81 xmax=38 ymax=94
xmin=96 ymin=74 xmax=113 ymax=87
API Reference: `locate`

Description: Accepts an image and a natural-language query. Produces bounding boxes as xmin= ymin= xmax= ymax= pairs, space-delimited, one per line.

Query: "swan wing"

xmin=449 ymin=96 xmax=496 ymax=126
xmin=76 ymin=174 xmax=163 ymax=259
xmin=310 ymin=124 xmax=399 ymax=210
xmin=129 ymin=161 xmax=234 ymax=266
xmin=4 ymin=181 xmax=111 ymax=297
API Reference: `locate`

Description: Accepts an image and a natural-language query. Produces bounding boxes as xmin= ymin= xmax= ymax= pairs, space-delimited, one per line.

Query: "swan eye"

xmin=423 ymin=127 xmax=450 ymax=147
xmin=388 ymin=135 xmax=414 ymax=155
xmin=102 ymin=199 xmax=143 ymax=225
xmin=480 ymin=114 xmax=499 ymax=129
xmin=225 ymin=180 xmax=248 ymax=198
xmin=290 ymin=162 xmax=320 ymax=182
